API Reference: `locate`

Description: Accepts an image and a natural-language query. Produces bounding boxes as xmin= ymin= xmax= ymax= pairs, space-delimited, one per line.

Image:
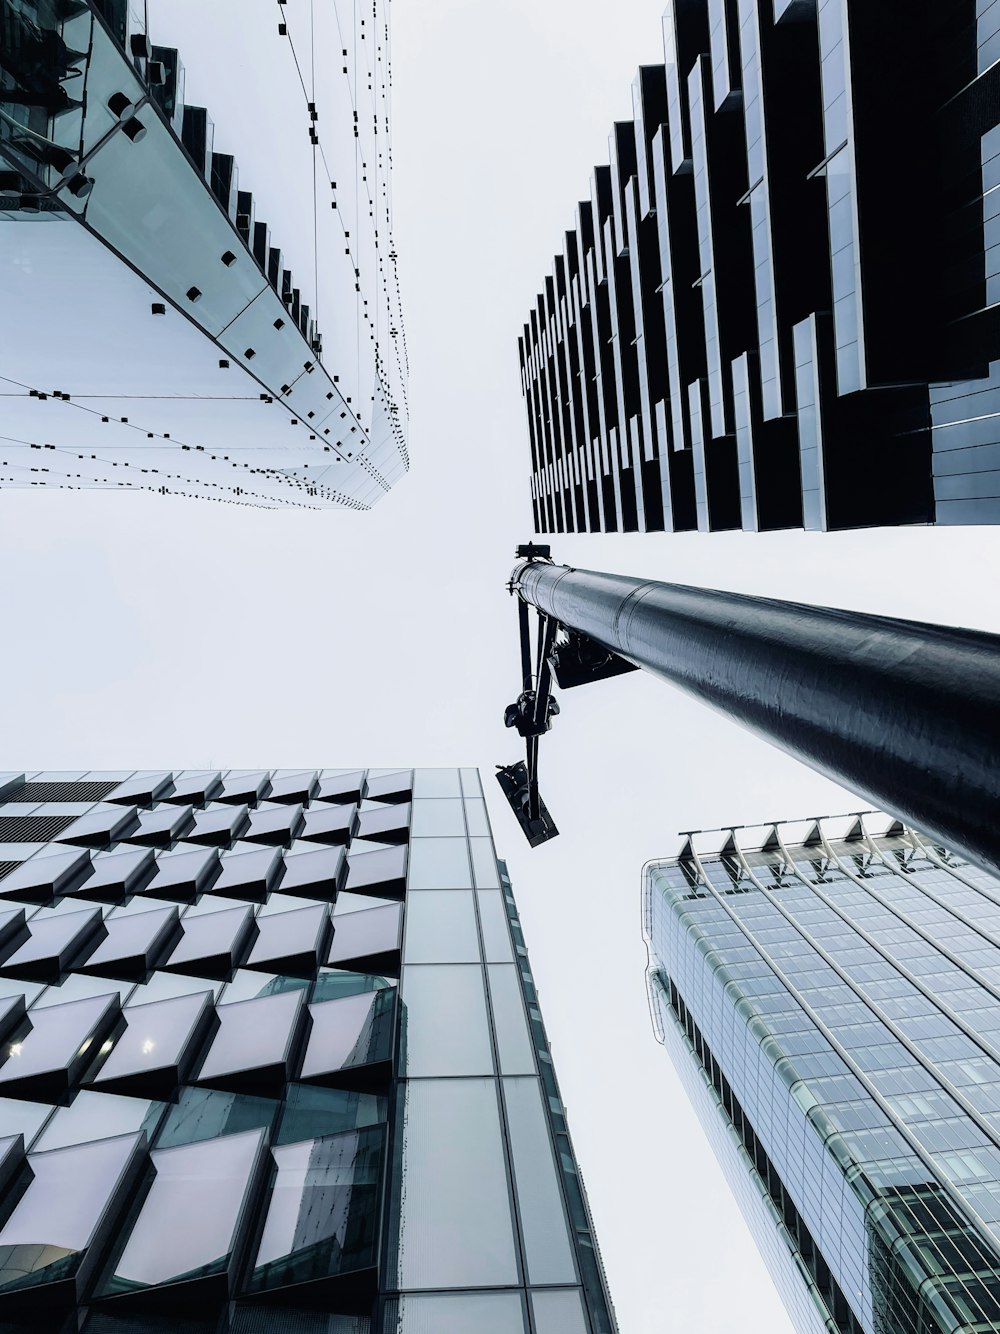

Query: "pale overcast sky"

xmin=3 ymin=3 xmax=1000 ymax=1332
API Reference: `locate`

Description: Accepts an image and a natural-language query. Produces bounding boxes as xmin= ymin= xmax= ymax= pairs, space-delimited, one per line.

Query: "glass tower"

xmin=644 ymin=813 xmax=1000 ymax=1334
xmin=0 ymin=0 xmax=408 ymax=509
xmin=520 ymin=2 xmax=1000 ymax=535
xmin=0 ymin=767 xmax=614 ymax=1334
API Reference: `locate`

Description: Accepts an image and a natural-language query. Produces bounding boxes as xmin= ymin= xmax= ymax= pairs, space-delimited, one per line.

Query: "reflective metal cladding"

xmin=645 ymin=814 xmax=1000 ymax=1333
xmin=520 ymin=3 xmax=1000 ymax=534
xmin=0 ymin=0 xmax=408 ymax=510
xmin=0 ymin=767 xmax=616 ymax=1333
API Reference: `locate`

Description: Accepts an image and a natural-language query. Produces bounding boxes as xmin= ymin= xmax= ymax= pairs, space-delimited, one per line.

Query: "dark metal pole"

xmin=511 ymin=559 xmax=1000 ymax=880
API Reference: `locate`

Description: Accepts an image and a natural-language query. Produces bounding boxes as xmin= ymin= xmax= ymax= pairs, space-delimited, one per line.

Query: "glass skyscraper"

xmin=644 ymin=813 xmax=1000 ymax=1334
xmin=520 ymin=2 xmax=1000 ymax=535
xmin=0 ymin=0 xmax=408 ymax=508
xmin=0 ymin=766 xmax=614 ymax=1334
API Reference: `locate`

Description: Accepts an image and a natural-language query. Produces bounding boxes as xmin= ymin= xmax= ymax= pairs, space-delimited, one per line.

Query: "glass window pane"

xmin=404 ymin=891 xmax=480 ymax=964
xmin=165 ymin=903 xmax=254 ymax=976
xmin=123 ymin=972 xmax=218 ymax=1007
xmin=407 ymin=840 xmax=472 ymax=891
xmin=300 ymin=991 xmax=395 ymax=1083
xmin=412 ymin=769 xmax=462 ymax=798
xmin=396 ymin=1078 xmax=518 ymax=1288
xmin=410 ymin=800 xmax=465 ymax=837
xmin=388 ymin=1291 xmax=525 ymax=1333
xmin=0 ymin=993 xmax=119 ymax=1096
xmin=218 ymin=970 xmax=310 ymax=1006
xmin=1 ymin=906 xmax=103 ymax=980
xmin=0 ymin=1132 xmax=145 ymax=1293
xmin=463 ymin=799 xmax=490 ymax=837
xmin=402 ymin=966 xmax=492 ymax=1077
xmin=100 ymin=1128 xmax=267 ymax=1293
xmin=79 ymin=905 xmax=178 ymax=977
xmin=245 ymin=903 xmax=329 ymax=976
xmin=488 ymin=966 xmax=535 ymax=1075
xmin=276 ymin=1083 xmax=387 ymax=1145
xmin=197 ymin=989 xmax=305 ymax=1091
xmin=531 ymin=1289 xmax=589 ymax=1333
xmin=154 ymin=1085 xmax=278 ymax=1149
xmin=503 ymin=1077 xmax=576 ymax=1284
xmin=33 ymin=1091 xmax=163 ymax=1152
xmin=460 ymin=768 xmax=483 ymax=799
xmin=33 ymin=973 xmax=133 ymax=1009
xmin=477 ymin=893 xmax=513 ymax=963
xmin=0 ymin=1098 xmax=53 ymax=1147
xmin=327 ymin=904 xmax=401 ymax=971
xmin=469 ymin=840 xmax=500 ymax=889
xmin=311 ymin=969 xmax=394 ymax=1004
xmin=250 ymin=1126 xmax=384 ymax=1290
xmin=91 ymin=990 xmax=214 ymax=1096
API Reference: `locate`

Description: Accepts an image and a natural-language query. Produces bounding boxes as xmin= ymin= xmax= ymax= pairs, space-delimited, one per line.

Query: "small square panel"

xmin=316 ymin=772 xmax=365 ymax=804
xmin=244 ymin=804 xmax=305 ymax=847
xmin=245 ymin=904 xmax=330 ymax=978
xmin=354 ymin=802 xmax=410 ymax=844
xmin=345 ymin=846 xmax=406 ymax=900
xmin=278 ymin=845 xmax=345 ymax=901
xmin=141 ymin=847 xmax=221 ymax=902
xmin=299 ymin=990 xmax=395 ymax=1091
xmin=185 ymin=804 xmax=250 ymax=847
xmin=163 ymin=904 xmax=256 ymax=979
xmin=217 ymin=771 xmax=270 ymax=805
xmin=300 ymin=804 xmax=355 ymax=846
xmin=363 ymin=771 xmax=412 ymax=803
xmin=195 ymin=990 xmax=306 ymax=1095
xmin=327 ymin=904 xmax=402 ymax=977
xmin=267 ymin=771 xmax=319 ymax=804
xmin=213 ymin=845 xmax=283 ymax=903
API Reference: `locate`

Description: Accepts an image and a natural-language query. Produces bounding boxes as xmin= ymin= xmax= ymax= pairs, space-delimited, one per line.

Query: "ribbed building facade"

xmin=0 ymin=767 xmax=614 ymax=1334
xmin=0 ymin=0 xmax=408 ymax=509
xmin=520 ymin=2 xmax=1000 ymax=534
xmin=644 ymin=813 xmax=1000 ymax=1334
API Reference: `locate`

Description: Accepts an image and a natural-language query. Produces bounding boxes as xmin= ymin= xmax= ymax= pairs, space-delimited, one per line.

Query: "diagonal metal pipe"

xmin=510 ymin=558 xmax=1000 ymax=878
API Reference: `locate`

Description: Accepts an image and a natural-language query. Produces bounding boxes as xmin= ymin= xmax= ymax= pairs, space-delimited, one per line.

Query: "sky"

xmin=3 ymin=2 xmax=1000 ymax=1332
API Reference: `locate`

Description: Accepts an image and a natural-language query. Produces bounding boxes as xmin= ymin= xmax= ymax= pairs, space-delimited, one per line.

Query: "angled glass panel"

xmin=245 ymin=904 xmax=330 ymax=978
xmin=404 ymin=891 xmax=479 ymax=964
xmin=311 ymin=969 xmax=394 ymax=1003
xmin=88 ymin=990 xmax=214 ymax=1098
xmin=345 ymin=846 xmax=407 ymax=899
xmin=300 ymin=991 xmax=395 ymax=1087
xmin=0 ymin=847 xmax=92 ymax=904
xmin=185 ymin=804 xmax=249 ymax=847
xmin=77 ymin=905 xmax=179 ymax=980
xmin=469 ymin=839 xmax=501 ymax=889
xmin=530 ymin=1289 xmax=589 ymax=1333
xmin=217 ymin=771 xmax=270 ymax=805
xmin=213 ymin=844 xmax=283 ymax=902
xmin=122 ymin=972 xmax=218 ymax=1007
xmin=410 ymin=800 xmax=464 ymax=837
xmin=74 ymin=846 xmax=156 ymax=902
xmin=162 ymin=772 xmax=222 ymax=805
xmin=276 ymin=1084 xmax=387 ymax=1146
xmin=196 ymin=989 xmax=305 ymax=1095
xmin=279 ymin=845 xmax=345 ymax=900
xmin=126 ymin=805 xmax=194 ymax=848
xmin=164 ymin=903 xmax=254 ymax=978
xmin=0 ymin=1099 xmax=52 ymax=1147
xmin=316 ymin=772 xmax=365 ymax=804
xmin=412 ymin=769 xmax=462 ymax=799
xmin=99 ymin=1128 xmax=267 ymax=1298
xmin=406 ymin=839 xmax=472 ymax=890
xmin=249 ymin=1126 xmax=384 ymax=1292
xmin=334 ymin=892 xmax=397 ymax=916
xmin=488 ymin=966 xmax=536 ymax=1076
xmin=387 ymin=1292 xmax=525 ymax=1333
xmin=106 ymin=774 xmax=172 ymax=807
xmin=327 ymin=904 xmax=401 ymax=974
xmin=363 ymin=771 xmax=412 ymax=803
xmin=402 ymin=966 xmax=492 ymax=1077
xmin=53 ymin=806 xmax=138 ymax=849
xmin=396 ymin=1078 xmax=518 ymax=1288
xmin=33 ymin=973 xmax=133 ymax=1010
xmin=267 ymin=772 xmax=318 ymax=804
xmin=300 ymin=804 xmax=354 ymax=845
xmin=477 ymin=893 xmax=513 ymax=963
xmin=33 ymin=1091 xmax=164 ymax=1153
xmin=141 ymin=846 xmax=219 ymax=902
xmin=218 ymin=970 xmax=310 ymax=1006
xmin=503 ymin=1077 xmax=576 ymax=1284
xmin=0 ymin=1132 xmax=146 ymax=1300
xmin=244 ymin=804 xmax=304 ymax=848
xmin=0 ymin=906 xmax=104 ymax=982
xmin=355 ymin=802 xmax=410 ymax=844
xmin=154 ymin=1085 xmax=278 ymax=1149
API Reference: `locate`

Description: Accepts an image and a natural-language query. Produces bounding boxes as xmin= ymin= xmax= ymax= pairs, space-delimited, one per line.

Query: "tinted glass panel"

xmin=327 ymin=904 xmax=401 ymax=969
xmin=101 ymin=1128 xmax=266 ymax=1293
xmin=92 ymin=990 xmax=212 ymax=1090
xmin=246 ymin=904 xmax=328 ymax=974
xmin=402 ymin=966 xmax=492 ymax=1077
xmin=155 ymin=1086 xmax=277 ymax=1149
xmin=406 ymin=840 xmax=472 ymax=890
xmin=2 ymin=906 xmax=102 ymax=973
xmin=218 ymin=971 xmax=309 ymax=1006
xmin=469 ymin=839 xmax=501 ymax=889
xmin=404 ymin=891 xmax=479 ymax=964
xmin=33 ymin=1091 xmax=163 ymax=1152
xmin=250 ymin=1127 xmax=383 ymax=1290
xmin=301 ymin=991 xmax=394 ymax=1082
xmin=530 ymin=1289 xmax=589 ymax=1333
xmin=80 ymin=905 xmax=177 ymax=972
xmin=197 ymin=990 xmax=304 ymax=1084
xmin=463 ymin=798 xmax=490 ymax=837
xmin=503 ymin=1077 xmax=576 ymax=1283
xmin=477 ymin=893 xmax=513 ymax=963
xmin=411 ymin=769 xmax=462 ymax=798
xmin=488 ymin=966 xmax=535 ymax=1076
xmin=166 ymin=904 xmax=253 ymax=971
xmin=0 ymin=1098 xmax=53 ymax=1146
xmin=0 ymin=994 xmax=118 ymax=1085
xmin=276 ymin=1084 xmax=387 ymax=1145
xmin=410 ymin=800 xmax=465 ymax=837
xmin=387 ymin=1292 xmax=525 ymax=1333
xmin=396 ymin=1078 xmax=518 ymax=1288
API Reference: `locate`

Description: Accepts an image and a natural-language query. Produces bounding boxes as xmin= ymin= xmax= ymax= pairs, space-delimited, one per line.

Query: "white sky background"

xmin=3 ymin=1 xmax=1000 ymax=1331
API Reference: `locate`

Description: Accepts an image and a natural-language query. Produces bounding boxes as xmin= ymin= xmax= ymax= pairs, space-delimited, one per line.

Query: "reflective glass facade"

xmin=521 ymin=2 xmax=1000 ymax=533
xmin=0 ymin=768 xmax=614 ymax=1333
xmin=0 ymin=0 xmax=408 ymax=509
xmin=644 ymin=813 xmax=1000 ymax=1334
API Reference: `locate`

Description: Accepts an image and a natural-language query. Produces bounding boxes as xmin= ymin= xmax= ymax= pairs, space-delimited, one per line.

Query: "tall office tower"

xmin=0 ymin=767 xmax=613 ymax=1334
xmin=0 ymin=0 xmax=408 ymax=508
xmin=644 ymin=812 xmax=1000 ymax=1334
xmin=520 ymin=4 xmax=1000 ymax=535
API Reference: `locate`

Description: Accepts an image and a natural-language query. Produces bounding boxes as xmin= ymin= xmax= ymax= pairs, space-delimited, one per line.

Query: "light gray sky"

xmin=3 ymin=3 xmax=1000 ymax=1332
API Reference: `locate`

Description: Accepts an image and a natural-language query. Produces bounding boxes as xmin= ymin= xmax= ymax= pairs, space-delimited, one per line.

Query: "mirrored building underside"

xmin=0 ymin=767 xmax=615 ymax=1334
xmin=645 ymin=813 xmax=1000 ymax=1334
xmin=0 ymin=0 xmax=409 ymax=509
